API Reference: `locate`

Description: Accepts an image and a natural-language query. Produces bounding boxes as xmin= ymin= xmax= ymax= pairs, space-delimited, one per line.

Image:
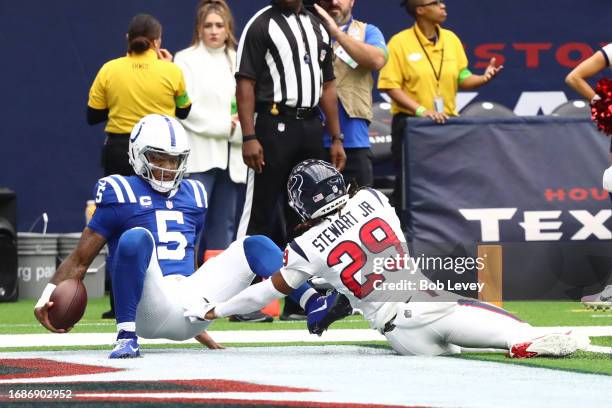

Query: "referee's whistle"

xmin=271 ymin=103 xmax=279 ymax=116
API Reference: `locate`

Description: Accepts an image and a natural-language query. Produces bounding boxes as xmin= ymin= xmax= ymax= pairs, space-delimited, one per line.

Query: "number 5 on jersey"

xmin=155 ymin=210 xmax=187 ymax=260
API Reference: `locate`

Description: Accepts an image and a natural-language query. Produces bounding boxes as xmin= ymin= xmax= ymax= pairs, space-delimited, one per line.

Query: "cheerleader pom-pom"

xmin=591 ymin=78 xmax=612 ymax=135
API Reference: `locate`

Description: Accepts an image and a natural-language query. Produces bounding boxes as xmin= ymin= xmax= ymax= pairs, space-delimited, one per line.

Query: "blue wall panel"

xmin=0 ymin=0 xmax=609 ymax=232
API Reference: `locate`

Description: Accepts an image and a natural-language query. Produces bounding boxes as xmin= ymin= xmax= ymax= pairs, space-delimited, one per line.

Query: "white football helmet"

xmin=128 ymin=114 xmax=190 ymax=194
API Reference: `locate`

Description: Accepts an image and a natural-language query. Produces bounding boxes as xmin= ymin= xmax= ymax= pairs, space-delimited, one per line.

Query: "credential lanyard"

xmin=415 ymin=28 xmax=444 ymax=94
xmin=332 ymin=17 xmax=353 ymax=47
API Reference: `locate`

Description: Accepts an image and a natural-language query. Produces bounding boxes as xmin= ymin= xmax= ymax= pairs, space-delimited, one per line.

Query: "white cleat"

xmin=581 ymin=285 xmax=612 ymax=310
xmin=509 ymin=333 xmax=583 ymax=358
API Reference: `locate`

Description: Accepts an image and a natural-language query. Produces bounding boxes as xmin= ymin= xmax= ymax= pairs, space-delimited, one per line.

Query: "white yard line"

xmin=0 ymin=326 xmax=611 ymax=349
xmin=0 ymin=329 xmax=382 ymax=348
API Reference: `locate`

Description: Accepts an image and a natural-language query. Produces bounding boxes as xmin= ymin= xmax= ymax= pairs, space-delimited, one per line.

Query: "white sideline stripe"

xmin=1 ymin=327 xmax=612 ymax=349
xmin=0 ymin=329 xmax=383 ymax=348
xmin=587 ymin=345 xmax=612 ymax=354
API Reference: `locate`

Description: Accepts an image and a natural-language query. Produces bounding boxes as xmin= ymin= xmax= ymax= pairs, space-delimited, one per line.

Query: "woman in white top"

xmin=175 ymin=0 xmax=247 ymax=263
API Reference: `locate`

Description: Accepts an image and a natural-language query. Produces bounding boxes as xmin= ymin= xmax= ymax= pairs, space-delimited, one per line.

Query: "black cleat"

xmin=229 ymin=311 xmax=274 ymax=323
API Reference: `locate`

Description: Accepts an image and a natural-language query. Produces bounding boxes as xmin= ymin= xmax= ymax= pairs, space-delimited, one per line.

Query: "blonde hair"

xmin=191 ymin=0 xmax=237 ymax=50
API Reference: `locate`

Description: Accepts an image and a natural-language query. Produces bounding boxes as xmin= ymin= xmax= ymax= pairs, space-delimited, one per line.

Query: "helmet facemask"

xmin=138 ymin=147 xmax=189 ymax=193
xmin=128 ymin=114 xmax=191 ymax=194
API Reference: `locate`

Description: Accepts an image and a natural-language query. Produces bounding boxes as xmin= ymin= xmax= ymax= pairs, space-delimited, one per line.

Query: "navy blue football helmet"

xmin=287 ymin=160 xmax=349 ymax=221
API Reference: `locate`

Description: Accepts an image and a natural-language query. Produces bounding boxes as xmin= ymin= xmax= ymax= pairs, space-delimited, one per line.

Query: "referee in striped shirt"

xmin=237 ymin=0 xmax=346 ymax=242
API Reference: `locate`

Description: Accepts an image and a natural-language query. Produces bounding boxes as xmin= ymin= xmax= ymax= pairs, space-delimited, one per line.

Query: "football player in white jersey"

xmin=188 ymin=159 xmax=589 ymax=357
xmin=34 ymin=117 xmax=351 ymax=358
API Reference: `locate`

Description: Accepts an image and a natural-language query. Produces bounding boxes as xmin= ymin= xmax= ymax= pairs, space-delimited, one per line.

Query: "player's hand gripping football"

xmin=183 ymin=297 xmax=217 ymax=323
xmin=34 ymin=302 xmax=70 ymax=334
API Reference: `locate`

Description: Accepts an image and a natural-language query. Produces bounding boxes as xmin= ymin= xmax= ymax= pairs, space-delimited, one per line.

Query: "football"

xmin=48 ymin=279 xmax=87 ymax=330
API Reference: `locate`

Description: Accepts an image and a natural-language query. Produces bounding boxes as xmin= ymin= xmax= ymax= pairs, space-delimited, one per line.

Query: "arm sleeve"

xmin=86 ymin=106 xmax=109 ymax=125
xmin=87 ymin=204 xmax=121 ymax=240
xmin=280 ymin=241 xmax=316 ymax=288
xmin=377 ymin=36 xmax=405 ymax=89
xmin=87 ymin=64 xmax=108 ymax=110
xmin=321 ymin=30 xmax=335 ymax=83
xmin=87 ymin=179 xmax=124 ymax=239
xmin=175 ymin=104 xmax=191 ymax=119
xmin=173 ymin=66 xmax=191 ymax=108
xmin=236 ymin=18 xmax=268 ymax=80
xmin=214 ymin=278 xmax=285 ymax=318
xmin=458 ymin=68 xmax=473 ymax=84
xmin=454 ymin=32 xmax=469 ymax=72
xmin=174 ymin=52 xmax=195 ymax=104
xmin=365 ymin=24 xmax=388 ymax=60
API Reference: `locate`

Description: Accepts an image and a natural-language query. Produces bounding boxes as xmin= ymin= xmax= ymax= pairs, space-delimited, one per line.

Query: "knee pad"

xmin=243 ymin=235 xmax=282 ymax=278
xmin=117 ymin=228 xmax=154 ymax=260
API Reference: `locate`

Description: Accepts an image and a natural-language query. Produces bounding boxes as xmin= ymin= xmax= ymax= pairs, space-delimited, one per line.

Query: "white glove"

xmin=183 ymin=297 xmax=216 ymax=323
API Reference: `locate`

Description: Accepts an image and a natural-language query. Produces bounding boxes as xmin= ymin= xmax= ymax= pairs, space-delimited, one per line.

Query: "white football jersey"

xmin=281 ymin=188 xmax=407 ymax=329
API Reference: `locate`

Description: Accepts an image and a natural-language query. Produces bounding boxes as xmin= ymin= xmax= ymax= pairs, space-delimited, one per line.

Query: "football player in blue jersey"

xmin=34 ymin=114 xmax=351 ymax=358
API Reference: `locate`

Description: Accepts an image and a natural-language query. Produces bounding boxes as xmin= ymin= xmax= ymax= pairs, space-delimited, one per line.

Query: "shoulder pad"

xmin=356 ymin=188 xmax=389 ymax=206
xmin=183 ymin=179 xmax=208 ymax=208
xmin=94 ymin=175 xmax=138 ymax=206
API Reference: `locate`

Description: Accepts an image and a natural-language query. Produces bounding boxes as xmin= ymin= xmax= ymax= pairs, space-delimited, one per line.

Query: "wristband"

xmin=243 ymin=134 xmax=257 ymax=142
xmin=415 ymin=106 xmax=427 ymax=117
xmin=591 ymin=94 xmax=602 ymax=105
xmin=35 ymin=283 xmax=56 ymax=309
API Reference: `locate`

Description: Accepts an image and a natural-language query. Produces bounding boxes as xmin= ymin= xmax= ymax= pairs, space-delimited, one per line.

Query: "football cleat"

xmin=109 ymin=331 xmax=140 ymax=359
xmin=509 ymin=333 xmax=582 ymax=358
xmin=307 ymin=291 xmax=353 ymax=336
xmin=581 ymin=285 xmax=612 ymax=310
xmin=228 ymin=311 xmax=273 ymax=323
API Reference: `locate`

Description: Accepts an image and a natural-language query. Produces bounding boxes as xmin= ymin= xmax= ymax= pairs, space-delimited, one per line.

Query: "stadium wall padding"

xmin=0 ymin=0 xmax=609 ymax=232
xmin=404 ymin=117 xmax=612 ymax=300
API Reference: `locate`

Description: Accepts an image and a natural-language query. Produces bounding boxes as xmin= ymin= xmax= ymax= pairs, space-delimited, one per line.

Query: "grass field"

xmin=1 ymin=296 xmax=611 ymax=376
xmin=460 ymin=345 xmax=612 ymax=376
xmin=2 ymin=296 xmax=612 ymax=335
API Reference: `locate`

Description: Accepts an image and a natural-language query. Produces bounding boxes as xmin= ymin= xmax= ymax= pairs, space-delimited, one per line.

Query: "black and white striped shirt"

xmin=236 ymin=4 xmax=335 ymax=109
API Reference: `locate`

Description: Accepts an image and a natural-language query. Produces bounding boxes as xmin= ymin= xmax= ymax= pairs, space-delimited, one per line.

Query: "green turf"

xmin=590 ymin=336 xmax=612 ymax=347
xmin=0 ymin=296 xmax=371 ymax=334
xmin=502 ymin=301 xmax=612 ymax=326
xmin=3 ymin=296 xmax=612 ymax=377
xmin=3 ymin=297 xmax=611 ymax=335
xmin=458 ymin=350 xmax=612 ymax=376
xmin=0 ymin=341 xmax=391 ymax=353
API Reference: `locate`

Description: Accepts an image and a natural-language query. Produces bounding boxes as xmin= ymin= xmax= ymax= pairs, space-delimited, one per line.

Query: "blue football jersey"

xmin=88 ymin=175 xmax=207 ymax=277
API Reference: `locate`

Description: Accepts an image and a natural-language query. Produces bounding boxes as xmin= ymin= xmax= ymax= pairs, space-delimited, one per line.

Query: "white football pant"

xmin=383 ymin=301 xmax=537 ymax=356
xmin=135 ymin=237 xmax=255 ymax=341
